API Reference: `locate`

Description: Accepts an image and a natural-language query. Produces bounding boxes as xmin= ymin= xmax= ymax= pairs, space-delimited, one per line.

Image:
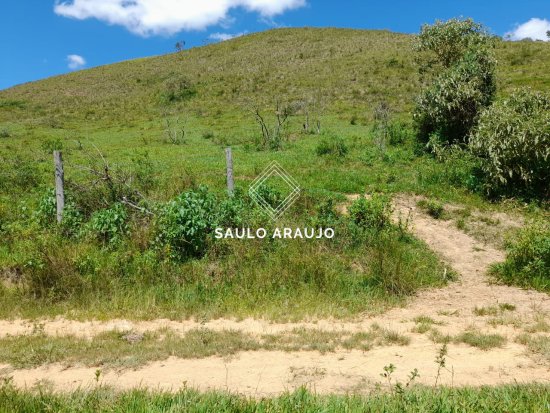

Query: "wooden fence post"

xmin=53 ymin=150 xmax=65 ymax=224
xmin=225 ymin=147 xmax=234 ymax=197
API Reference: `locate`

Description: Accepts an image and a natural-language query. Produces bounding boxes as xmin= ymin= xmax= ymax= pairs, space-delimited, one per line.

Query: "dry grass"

xmin=0 ymin=326 xmax=411 ymax=369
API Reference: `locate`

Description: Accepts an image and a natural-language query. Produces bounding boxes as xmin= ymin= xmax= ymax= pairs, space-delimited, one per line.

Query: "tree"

xmin=175 ymin=41 xmax=185 ymax=52
xmin=469 ymin=88 xmax=550 ymax=198
xmin=413 ymin=18 xmax=496 ymax=145
xmin=414 ymin=18 xmax=493 ymax=70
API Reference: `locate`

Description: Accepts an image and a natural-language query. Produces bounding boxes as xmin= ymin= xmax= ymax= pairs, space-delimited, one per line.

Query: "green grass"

xmin=473 ymin=303 xmax=516 ymax=317
xmin=1 ymin=384 xmax=549 ymax=413
xmin=0 ymin=326 xmax=411 ymax=369
xmin=417 ymin=199 xmax=445 ymax=219
xmin=454 ymin=331 xmax=507 ymax=350
xmin=491 ymin=221 xmax=550 ymax=293
xmin=0 ymin=224 xmax=449 ymax=320
xmin=524 ymin=315 xmax=550 ymax=334
xmin=0 ymin=27 xmax=548 ymax=322
xmin=516 ymin=334 xmax=550 ymax=362
xmin=412 ymin=316 xmax=444 ymax=334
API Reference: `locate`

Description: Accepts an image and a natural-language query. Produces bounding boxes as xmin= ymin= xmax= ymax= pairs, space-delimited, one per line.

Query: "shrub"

xmin=217 ymin=190 xmax=247 ymax=227
xmin=369 ymin=233 xmax=418 ymax=296
xmin=387 ymin=122 xmax=411 ymax=146
xmin=41 ymin=138 xmax=63 ymax=153
xmin=131 ymin=152 xmax=157 ymax=195
xmin=160 ymin=76 xmax=196 ymax=103
xmin=417 ymin=199 xmax=444 ymax=219
xmin=413 ymin=18 xmax=496 ymax=145
xmin=315 ymin=135 xmax=348 ymax=157
xmin=348 ymin=194 xmax=393 ymax=232
xmin=88 ymin=203 xmax=128 ymax=245
xmin=414 ymin=51 xmax=496 ymax=144
xmin=252 ymin=183 xmax=284 ymax=210
xmin=36 ymin=188 xmax=83 ymax=237
xmin=493 ymin=222 xmax=550 ymax=291
xmin=20 ymin=235 xmax=87 ymax=300
xmin=60 ymin=203 xmax=84 ymax=238
xmin=310 ymin=199 xmax=339 ymax=228
xmin=154 ymin=186 xmax=218 ymax=260
xmin=36 ymin=188 xmax=57 ymax=227
xmin=469 ymin=89 xmax=550 ymax=199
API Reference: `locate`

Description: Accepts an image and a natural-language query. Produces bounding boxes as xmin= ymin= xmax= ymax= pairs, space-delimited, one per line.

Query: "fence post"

xmin=225 ymin=147 xmax=234 ymax=197
xmin=53 ymin=150 xmax=65 ymax=224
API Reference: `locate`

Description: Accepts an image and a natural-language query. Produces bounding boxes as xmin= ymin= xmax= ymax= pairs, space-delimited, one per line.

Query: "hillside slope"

xmin=1 ymin=28 xmax=550 ymax=125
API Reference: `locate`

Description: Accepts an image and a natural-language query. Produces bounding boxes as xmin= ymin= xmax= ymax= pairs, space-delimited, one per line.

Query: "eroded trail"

xmin=1 ymin=195 xmax=549 ymax=395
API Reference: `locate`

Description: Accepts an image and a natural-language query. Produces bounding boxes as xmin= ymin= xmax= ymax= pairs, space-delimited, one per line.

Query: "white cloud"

xmin=67 ymin=54 xmax=86 ymax=70
xmin=209 ymin=31 xmax=246 ymax=41
xmin=506 ymin=18 xmax=550 ymax=41
xmin=54 ymin=0 xmax=306 ymax=36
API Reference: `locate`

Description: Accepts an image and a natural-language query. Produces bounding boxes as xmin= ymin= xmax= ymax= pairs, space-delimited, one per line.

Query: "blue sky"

xmin=1 ymin=0 xmax=549 ymax=90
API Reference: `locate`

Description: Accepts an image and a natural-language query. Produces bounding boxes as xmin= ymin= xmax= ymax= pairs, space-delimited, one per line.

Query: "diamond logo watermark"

xmin=249 ymin=161 xmax=301 ymax=220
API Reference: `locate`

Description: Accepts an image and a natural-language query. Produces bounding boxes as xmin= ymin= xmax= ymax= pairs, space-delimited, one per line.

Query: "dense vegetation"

xmin=492 ymin=221 xmax=550 ymax=291
xmin=0 ymin=23 xmax=549 ymax=320
xmin=1 ymin=384 xmax=549 ymax=413
xmin=470 ymin=89 xmax=550 ymax=199
xmin=413 ymin=18 xmax=497 ymax=145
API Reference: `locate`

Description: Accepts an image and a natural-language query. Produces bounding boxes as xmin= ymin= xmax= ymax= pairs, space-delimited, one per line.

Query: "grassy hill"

xmin=0 ymin=27 xmax=548 ymax=320
xmin=1 ymin=28 xmax=550 ymax=125
xmin=1 ymin=28 xmax=549 ymax=196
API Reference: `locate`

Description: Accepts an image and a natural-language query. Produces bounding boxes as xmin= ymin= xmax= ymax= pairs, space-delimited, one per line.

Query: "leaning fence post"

xmin=225 ymin=147 xmax=234 ymax=197
xmin=53 ymin=150 xmax=65 ymax=223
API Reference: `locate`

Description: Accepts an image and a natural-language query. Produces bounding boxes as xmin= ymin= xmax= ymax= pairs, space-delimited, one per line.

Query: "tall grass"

xmin=0 ymin=385 xmax=549 ymax=413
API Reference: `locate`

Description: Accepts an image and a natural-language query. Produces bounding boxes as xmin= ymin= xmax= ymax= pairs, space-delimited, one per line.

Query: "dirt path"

xmin=1 ymin=195 xmax=549 ymax=395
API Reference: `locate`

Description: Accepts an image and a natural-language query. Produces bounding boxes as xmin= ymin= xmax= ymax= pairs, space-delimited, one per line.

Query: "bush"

xmin=469 ymin=89 xmax=550 ymax=199
xmin=21 ymin=235 xmax=88 ymax=300
xmin=217 ymin=190 xmax=247 ymax=227
xmin=414 ymin=51 xmax=496 ymax=144
xmin=413 ymin=18 xmax=496 ymax=145
xmin=387 ymin=122 xmax=411 ymax=146
xmin=315 ymin=135 xmax=348 ymax=157
xmin=370 ymin=232 xmax=418 ymax=296
xmin=202 ymin=131 xmax=215 ymax=140
xmin=348 ymin=194 xmax=393 ymax=232
xmin=88 ymin=203 xmax=128 ymax=245
xmin=131 ymin=152 xmax=157 ymax=195
xmin=36 ymin=188 xmax=83 ymax=237
xmin=41 ymin=138 xmax=63 ymax=153
xmin=493 ymin=222 xmax=550 ymax=291
xmin=253 ymin=183 xmax=283 ymax=210
xmin=309 ymin=199 xmax=339 ymax=228
xmin=417 ymin=199 xmax=444 ymax=219
xmin=160 ymin=76 xmax=196 ymax=103
xmin=154 ymin=186 xmax=218 ymax=260
xmin=36 ymin=188 xmax=57 ymax=227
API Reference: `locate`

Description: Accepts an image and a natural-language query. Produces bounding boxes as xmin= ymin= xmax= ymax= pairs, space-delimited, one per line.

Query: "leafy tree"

xmin=469 ymin=88 xmax=550 ymax=198
xmin=414 ymin=18 xmax=493 ymax=69
xmin=413 ymin=18 xmax=496 ymax=145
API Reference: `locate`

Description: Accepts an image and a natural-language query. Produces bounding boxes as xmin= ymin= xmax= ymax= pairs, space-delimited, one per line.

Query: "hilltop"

xmin=1 ymin=27 xmax=550 ymax=126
